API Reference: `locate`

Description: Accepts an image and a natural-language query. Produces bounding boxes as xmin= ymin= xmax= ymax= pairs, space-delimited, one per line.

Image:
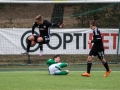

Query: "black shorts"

xmin=89 ymin=48 xmax=104 ymax=60
xmin=34 ymin=35 xmax=50 ymax=44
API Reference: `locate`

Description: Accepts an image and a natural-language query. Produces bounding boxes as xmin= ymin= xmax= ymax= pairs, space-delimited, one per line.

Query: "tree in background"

xmin=51 ymin=4 xmax=64 ymax=25
xmin=73 ymin=3 xmax=120 ymax=28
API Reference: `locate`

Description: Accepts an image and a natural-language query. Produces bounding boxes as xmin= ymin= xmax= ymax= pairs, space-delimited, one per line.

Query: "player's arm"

xmin=46 ymin=59 xmax=56 ymax=66
xmin=91 ymin=32 xmax=102 ymax=43
xmin=46 ymin=20 xmax=64 ymax=28
xmin=89 ymin=31 xmax=102 ymax=44
xmin=32 ymin=22 xmax=38 ymax=35
xmin=52 ymin=23 xmax=64 ymax=28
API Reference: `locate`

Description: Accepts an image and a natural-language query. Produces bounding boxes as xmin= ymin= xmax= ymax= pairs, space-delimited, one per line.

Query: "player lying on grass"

xmin=21 ymin=15 xmax=64 ymax=56
xmin=46 ymin=55 xmax=69 ymax=75
xmin=81 ymin=20 xmax=111 ymax=77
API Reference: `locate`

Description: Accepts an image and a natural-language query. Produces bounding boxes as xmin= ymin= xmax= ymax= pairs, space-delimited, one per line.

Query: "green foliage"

xmin=73 ymin=3 xmax=120 ymax=28
xmin=0 ymin=71 xmax=120 ymax=90
xmin=0 ymin=4 xmax=6 ymax=9
xmin=51 ymin=4 xmax=64 ymax=24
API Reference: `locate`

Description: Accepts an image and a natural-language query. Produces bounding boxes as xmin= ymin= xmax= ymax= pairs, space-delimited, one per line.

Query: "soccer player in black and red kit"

xmin=81 ymin=20 xmax=111 ymax=77
xmin=22 ymin=15 xmax=64 ymax=56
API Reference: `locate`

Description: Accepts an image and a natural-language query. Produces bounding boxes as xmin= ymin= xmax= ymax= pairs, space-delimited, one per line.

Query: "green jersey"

xmin=46 ymin=59 xmax=56 ymax=66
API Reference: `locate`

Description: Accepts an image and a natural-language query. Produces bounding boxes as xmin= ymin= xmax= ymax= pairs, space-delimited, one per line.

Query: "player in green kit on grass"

xmin=46 ymin=55 xmax=69 ymax=75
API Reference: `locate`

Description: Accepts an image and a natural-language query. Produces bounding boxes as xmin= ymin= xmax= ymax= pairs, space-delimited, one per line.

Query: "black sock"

xmin=39 ymin=43 xmax=43 ymax=51
xmin=87 ymin=62 xmax=92 ymax=74
xmin=103 ymin=61 xmax=109 ymax=71
xmin=27 ymin=40 xmax=31 ymax=52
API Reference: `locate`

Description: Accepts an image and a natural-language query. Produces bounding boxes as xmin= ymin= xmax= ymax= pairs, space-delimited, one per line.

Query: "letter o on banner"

xmin=21 ymin=30 xmax=39 ymax=52
xmin=47 ymin=33 xmax=62 ymax=50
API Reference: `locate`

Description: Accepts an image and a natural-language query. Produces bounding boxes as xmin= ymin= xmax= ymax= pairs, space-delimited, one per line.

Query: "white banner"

xmin=0 ymin=28 xmax=118 ymax=54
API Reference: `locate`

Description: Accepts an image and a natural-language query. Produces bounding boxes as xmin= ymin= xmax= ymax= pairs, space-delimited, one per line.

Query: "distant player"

xmin=46 ymin=55 xmax=69 ymax=75
xmin=21 ymin=15 xmax=64 ymax=56
xmin=81 ymin=20 xmax=111 ymax=77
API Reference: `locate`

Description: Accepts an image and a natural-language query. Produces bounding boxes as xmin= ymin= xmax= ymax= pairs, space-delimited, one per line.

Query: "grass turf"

xmin=0 ymin=71 xmax=120 ymax=90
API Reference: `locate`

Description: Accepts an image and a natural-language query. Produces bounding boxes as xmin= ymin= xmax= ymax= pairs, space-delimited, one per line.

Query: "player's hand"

xmin=60 ymin=23 xmax=64 ymax=28
xmin=88 ymin=40 xmax=91 ymax=44
xmin=87 ymin=56 xmax=92 ymax=62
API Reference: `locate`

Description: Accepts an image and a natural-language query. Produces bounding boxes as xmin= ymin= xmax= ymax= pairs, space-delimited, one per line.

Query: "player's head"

xmin=35 ymin=15 xmax=43 ymax=25
xmin=53 ymin=54 xmax=61 ymax=63
xmin=89 ymin=20 xmax=96 ymax=30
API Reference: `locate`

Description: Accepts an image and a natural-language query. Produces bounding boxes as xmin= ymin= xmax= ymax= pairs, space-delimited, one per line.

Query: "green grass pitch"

xmin=0 ymin=71 xmax=120 ymax=90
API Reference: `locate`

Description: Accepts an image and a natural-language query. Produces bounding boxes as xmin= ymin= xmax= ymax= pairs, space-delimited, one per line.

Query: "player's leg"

xmin=48 ymin=64 xmax=61 ymax=75
xmin=39 ymin=42 xmax=43 ymax=51
xmin=37 ymin=36 xmax=43 ymax=42
xmin=48 ymin=64 xmax=56 ymax=75
xmin=26 ymin=35 xmax=35 ymax=53
xmin=37 ymin=36 xmax=50 ymax=56
xmin=81 ymin=49 xmax=95 ymax=77
xmin=39 ymin=42 xmax=43 ymax=56
xmin=87 ymin=56 xmax=92 ymax=74
xmin=49 ymin=64 xmax=69 ymax=75
xmin=54 ymin=63 xmax=69 ymax=75
xmin=98 ymin=51 xmax=111 ymax=77
xmin=54 ymin=70 xmax=69 ymax=75
xmin=81 ymin=55 xmax=92 ymax=77
xmin=36 ymin=36 xmax=44 ymax=56
xmin=21 ymin=35 xmax=35 ymax=55
xmin=59 ymin=63 xmax=68 ymax=68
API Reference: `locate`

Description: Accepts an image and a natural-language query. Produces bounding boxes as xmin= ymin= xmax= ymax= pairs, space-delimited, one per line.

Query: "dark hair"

xmin=53 ymin=54 xmax=60 ymax=60
xmin=90 ymin=20 xmax=96 ymax=26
